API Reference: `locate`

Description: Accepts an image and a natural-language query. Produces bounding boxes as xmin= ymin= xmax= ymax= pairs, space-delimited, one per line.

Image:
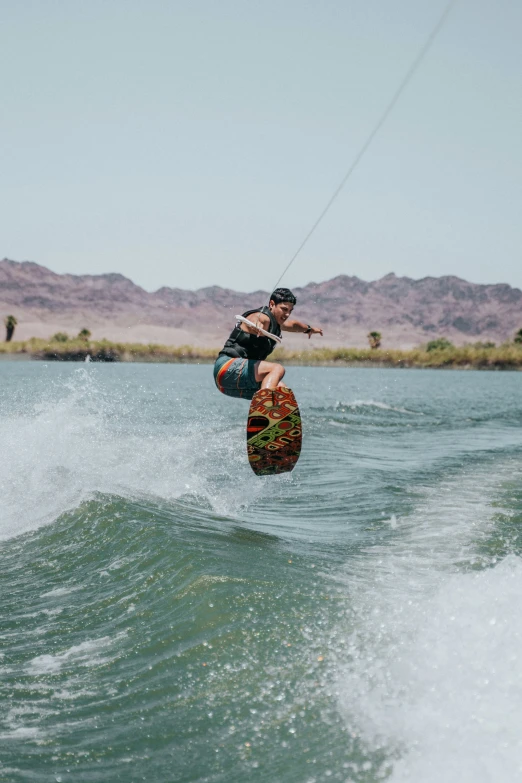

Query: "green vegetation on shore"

xmin=2 ymin=336 xmax=522 ymax=369
xmin=0 ymin=338 xmax=216 ymax=363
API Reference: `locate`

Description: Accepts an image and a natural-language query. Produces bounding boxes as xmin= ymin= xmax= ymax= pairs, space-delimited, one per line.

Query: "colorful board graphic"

xmin=246 ymin=387 xmax=302 ymax=476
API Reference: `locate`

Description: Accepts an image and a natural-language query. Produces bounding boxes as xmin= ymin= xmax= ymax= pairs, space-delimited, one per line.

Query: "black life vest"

xmin=219 ymin=306 xmax=282 ymax=361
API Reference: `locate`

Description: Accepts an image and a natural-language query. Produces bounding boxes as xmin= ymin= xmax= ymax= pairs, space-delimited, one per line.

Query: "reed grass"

xmin=1 ymin=337 xmax=522 ymax=369
xmin=272 ymin=343 xmax=522 ymax=369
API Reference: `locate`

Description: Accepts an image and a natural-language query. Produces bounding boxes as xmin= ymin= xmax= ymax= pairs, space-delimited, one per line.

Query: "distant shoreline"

xmin=1 ymin=338 xmax=522 ymax=370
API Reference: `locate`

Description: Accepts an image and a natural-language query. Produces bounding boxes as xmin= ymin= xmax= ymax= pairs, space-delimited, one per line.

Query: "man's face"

xmin=270 ymin=300 xmax=294 ymax=325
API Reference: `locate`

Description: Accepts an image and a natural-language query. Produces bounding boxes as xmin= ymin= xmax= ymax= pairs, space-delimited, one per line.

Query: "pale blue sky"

xmin=2 ymin=0 xmax=521 ymax=292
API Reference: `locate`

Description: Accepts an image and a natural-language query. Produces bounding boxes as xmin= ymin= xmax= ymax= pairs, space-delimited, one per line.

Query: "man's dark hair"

xmin=270 ymin=287 xmax=297 ymax=305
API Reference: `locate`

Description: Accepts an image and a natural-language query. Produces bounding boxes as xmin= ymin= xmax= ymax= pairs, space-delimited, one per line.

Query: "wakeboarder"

xmin=214 ymin=288 xmax=323 ymax=400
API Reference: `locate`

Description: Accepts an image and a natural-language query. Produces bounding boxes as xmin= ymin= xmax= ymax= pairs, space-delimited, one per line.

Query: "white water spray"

xmin=335 ymin=462 xmax=522 ymax=782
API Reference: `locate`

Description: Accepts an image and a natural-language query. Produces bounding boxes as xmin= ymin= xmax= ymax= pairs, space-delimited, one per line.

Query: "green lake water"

xmin=1 ymin=362 xmax=521 ymax=782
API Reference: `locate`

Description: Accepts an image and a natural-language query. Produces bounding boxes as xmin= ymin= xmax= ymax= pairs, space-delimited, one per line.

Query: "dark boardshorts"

xmin=213 ymin=355 xmax=261 ymax=400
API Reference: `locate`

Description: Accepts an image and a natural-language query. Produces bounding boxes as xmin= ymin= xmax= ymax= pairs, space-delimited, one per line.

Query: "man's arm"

xmin=239 ymin=312 xmax=271 ymax=335
xmin=282 ymin=320 xmax=323 ymax=339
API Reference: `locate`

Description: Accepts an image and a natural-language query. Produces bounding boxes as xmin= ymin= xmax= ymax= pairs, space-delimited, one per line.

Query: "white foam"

xmin=40 ymin=586 xmax=81 ymax=598
xmin=0 ymin=368 xmax=267 ymax=540
xmin=336 ymin=461 xmax=522 ymax=782
xmin=26 ymin=636 xmax=116 ymax=675
xmin=51 ymin=687 xmax=96 ymax=700
xmin=0 ymin=727 xmax=42 ymax=740
xmin=336 ymin=400 xmax=422 ymax=415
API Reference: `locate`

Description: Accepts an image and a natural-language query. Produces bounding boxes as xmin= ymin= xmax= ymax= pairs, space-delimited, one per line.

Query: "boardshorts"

xmin=213 ymin=355 xmax=261 ymax=400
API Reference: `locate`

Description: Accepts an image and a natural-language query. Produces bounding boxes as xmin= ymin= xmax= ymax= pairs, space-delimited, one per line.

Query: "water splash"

xmin=335 ymin=460 xmax=522 ymax=782
xmin=0 ymin=367 xmax=268 ymax=540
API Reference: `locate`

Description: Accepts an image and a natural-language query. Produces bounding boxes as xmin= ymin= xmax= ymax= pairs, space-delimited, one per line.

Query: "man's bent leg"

xmin=255 ymin=361 xmax=286 ymax=390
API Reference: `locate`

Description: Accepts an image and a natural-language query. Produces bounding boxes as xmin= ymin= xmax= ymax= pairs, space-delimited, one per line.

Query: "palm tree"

xmin=515 ymin=328 xmax=522 ymax=345
xmin=78 ymin=328 xmax=92 ymax=341
xmin=367 ymin=331 xmax=382 ymax=349
xmin=4 ymin=315 xmax=17 ymax=342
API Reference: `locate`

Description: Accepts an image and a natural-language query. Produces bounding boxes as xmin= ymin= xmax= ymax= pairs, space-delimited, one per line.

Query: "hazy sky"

xmin=2 ymin=0 xmax=521 ymax=293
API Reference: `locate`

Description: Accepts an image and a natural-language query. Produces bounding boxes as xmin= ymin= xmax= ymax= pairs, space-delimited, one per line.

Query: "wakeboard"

xmin=246 ymin=387 xmax=302 ymax=476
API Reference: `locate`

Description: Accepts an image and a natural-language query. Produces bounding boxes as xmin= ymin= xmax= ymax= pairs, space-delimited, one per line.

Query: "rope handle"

xmin=235 ymin=315 xmax=283 ymax=344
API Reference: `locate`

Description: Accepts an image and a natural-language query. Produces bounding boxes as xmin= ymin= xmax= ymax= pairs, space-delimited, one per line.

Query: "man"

xmin=213 ymin=287 xmax=323 ymax=400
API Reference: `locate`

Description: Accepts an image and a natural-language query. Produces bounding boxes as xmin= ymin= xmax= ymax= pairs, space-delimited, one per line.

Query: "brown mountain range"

xmin=1 ymin=258 xmax=521 ymax=349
